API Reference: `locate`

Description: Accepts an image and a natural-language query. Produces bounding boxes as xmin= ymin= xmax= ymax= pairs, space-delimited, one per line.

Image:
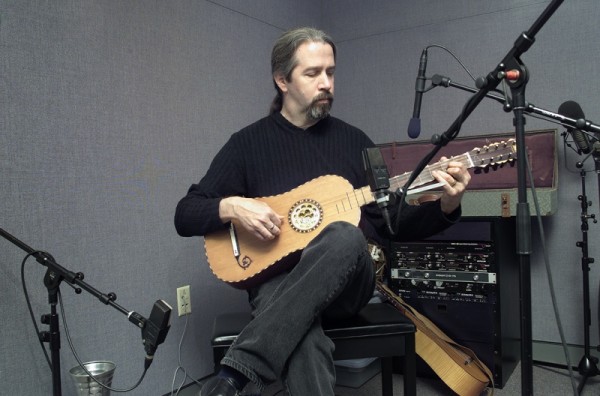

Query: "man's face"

xmin=276 ymin=41 xmax=335 ymax=124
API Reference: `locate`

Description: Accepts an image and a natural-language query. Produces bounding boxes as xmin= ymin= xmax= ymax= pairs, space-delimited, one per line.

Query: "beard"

xmin=307 ymin=92 xmax=334 ymax=121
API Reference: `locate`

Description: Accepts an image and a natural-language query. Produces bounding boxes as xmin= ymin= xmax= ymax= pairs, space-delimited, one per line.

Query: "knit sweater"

xmin=174 ymin=112 xmax=458 ymax=242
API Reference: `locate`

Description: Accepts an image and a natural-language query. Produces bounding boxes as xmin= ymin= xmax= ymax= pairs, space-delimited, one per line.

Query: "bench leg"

xmin=381 ymin=357 xmax=394 ymax=396
xmin=403 ymin=332 xmax=416 ymax=396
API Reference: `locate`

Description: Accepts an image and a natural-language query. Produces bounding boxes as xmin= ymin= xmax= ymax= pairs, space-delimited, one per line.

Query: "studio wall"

xmin=0 ymin=1 xmax=319 ymax=394
xmin=1 ymin=1 xmax=599 ymax=395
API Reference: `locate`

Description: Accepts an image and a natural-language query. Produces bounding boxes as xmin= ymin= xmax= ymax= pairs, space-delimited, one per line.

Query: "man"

xmin=175 ymin=27 xmax=471 ymax=396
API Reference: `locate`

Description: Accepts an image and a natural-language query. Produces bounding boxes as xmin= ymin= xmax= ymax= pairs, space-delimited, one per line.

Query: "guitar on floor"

xmin=376 ymin=281 xmax=494 ymax=396
xmin=204 ymin=139 xmax=516 ymax=289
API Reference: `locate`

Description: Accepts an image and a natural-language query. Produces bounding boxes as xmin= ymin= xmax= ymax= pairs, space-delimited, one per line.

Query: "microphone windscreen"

xmin=407 ymin=118 xmax=421 ymax=139
xmin=558 ymin=100 xmax=584 ymax=121
xmin=558 ymin=100 xmax=591 ymax=154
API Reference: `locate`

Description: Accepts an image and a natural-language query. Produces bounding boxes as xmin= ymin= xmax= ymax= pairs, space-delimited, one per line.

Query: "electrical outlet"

xmin=176 ymin=285 xmax=192 ymax=316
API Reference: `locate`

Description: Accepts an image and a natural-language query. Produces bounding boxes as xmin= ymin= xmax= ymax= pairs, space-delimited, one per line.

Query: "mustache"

xmin=312 ymin=92 xmax=334 ymax=104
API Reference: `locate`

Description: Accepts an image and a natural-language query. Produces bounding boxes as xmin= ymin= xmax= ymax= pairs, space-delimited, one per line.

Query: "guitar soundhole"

xmin=288 ymin=199 xmax=323 ymax=233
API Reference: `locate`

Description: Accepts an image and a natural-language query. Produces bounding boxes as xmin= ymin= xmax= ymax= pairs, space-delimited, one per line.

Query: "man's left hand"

xmin=431 ymin=157 xmax=471 ymax=215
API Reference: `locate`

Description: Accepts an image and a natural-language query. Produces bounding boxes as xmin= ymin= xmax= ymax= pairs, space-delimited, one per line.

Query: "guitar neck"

xmin=343 ymin=138 xmax=517 ymax=214
xmin=354 ymin=152 xmax=473 ymax=205
xmin=388 ymin=153 xmax=473 ymax=192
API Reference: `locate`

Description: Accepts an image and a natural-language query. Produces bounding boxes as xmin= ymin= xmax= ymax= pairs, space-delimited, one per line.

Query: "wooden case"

xmin=378 ymin=129 xmax=558 ymax=217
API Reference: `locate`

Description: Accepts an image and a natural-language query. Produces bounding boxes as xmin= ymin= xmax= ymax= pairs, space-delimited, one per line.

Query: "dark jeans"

xmin=220 ymin=221 xmax=376 ymax=395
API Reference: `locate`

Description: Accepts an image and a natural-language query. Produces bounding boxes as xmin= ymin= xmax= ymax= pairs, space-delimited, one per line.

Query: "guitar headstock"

xmin=469 ymin=139 xmax=517 ymax=169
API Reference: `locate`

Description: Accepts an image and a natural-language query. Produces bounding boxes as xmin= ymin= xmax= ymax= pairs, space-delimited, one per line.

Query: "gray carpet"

xmin=177 ymin=362 xmax=600 ymax=395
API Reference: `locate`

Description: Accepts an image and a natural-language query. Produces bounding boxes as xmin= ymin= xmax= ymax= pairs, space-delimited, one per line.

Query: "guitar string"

xmin=323 ymin=155 xmax=484 ymax=212
xmin=321 ymin=141 xmax=516 ymax=214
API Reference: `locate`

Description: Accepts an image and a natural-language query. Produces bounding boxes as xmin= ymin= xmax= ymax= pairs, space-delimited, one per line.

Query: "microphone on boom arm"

xmin=558 ymin=100 xmax=592 ymax=155
xmin=407 ymin=48 xmax=429 ymax=139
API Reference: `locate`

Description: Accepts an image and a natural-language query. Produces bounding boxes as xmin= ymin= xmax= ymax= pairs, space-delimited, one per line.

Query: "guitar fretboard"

xmin=388 ymin=153 xmax=473 ymax=192
xmin=331 ymin=139 xmax=515 ymax=216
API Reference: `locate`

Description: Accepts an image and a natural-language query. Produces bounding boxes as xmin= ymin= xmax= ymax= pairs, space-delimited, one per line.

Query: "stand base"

xmin=577 ymin=355 xmax=599 ymax=394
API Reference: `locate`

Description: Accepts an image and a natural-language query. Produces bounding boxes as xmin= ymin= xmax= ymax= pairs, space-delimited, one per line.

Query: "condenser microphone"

xmin=362 ymin=147 xmax=394 ymax=235
xmin=142 ymin=299 xmax=172 ymax=369
xmin=408 ymin=48 xmax=428 ymax=139
xmin=558 ymin=100 xmax=591 ymax=154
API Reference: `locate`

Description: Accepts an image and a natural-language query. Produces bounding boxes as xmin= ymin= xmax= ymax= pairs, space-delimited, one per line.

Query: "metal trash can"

xmin=69 ymin=361 xmax=115 ymax=396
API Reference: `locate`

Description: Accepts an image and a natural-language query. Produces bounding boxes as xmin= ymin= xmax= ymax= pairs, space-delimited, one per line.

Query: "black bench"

xmin=210 ymin=302 xmax=417 ymax=395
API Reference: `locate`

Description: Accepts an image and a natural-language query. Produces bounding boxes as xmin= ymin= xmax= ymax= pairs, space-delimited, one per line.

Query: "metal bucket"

xmin=69 ymin=361 xmax=115 ymax=396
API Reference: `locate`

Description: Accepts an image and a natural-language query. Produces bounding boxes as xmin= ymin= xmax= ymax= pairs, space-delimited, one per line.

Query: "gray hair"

xmin=269 ymin=27 xmax=336 ymax=114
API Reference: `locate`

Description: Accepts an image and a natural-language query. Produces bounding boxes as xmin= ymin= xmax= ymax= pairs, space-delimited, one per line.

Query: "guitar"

xmin=376 ymin=281 xmax=493 ymax=396
xmin=204 ymin=139 xmax=516 ymax=289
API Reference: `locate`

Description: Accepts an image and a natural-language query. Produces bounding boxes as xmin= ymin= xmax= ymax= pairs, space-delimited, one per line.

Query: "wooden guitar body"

xmin=204 ymin=175 xmax=362 ymax=288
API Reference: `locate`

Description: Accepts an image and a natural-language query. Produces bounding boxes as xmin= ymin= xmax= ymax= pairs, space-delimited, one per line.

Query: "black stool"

xmin=211 ymin=302 xmax=416 ymax=396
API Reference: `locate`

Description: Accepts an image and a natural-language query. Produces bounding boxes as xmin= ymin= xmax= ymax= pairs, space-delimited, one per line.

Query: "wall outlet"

xmin=176 ymin=285 xmax=192 ymax=316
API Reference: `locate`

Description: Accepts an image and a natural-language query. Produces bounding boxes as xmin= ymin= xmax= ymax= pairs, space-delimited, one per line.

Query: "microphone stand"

xmin=595 ymin=142 xmax=600 ymax=375
xmin=573 ymin=150 xmax=599 ymax=394
xmin=432 ymin=67 xmax=600 ymax=395
xmin=396 ymin=1 xmax=565 ymax=394
xmin=0 ymin=227 xmax=149 ymax=396
xmin=431 ymin=74 xmax=600 ymax=134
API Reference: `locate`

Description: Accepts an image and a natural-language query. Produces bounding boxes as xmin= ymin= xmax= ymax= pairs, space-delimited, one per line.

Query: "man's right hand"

xmin=219 ymin=197 xmax=284 ymax=241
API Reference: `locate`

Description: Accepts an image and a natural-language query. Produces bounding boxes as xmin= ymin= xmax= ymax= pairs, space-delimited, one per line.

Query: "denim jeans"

xmin=220 ymin=221 xmax=376 ymax=395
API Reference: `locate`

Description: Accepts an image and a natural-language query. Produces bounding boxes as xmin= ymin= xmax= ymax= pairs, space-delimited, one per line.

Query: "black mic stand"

xmin=572 ymin=152 xmax=599 ymax=394
xmin=595 ymin=142 xmax=600 ymax=372
xmin=429 ymin=74 xmax=600 ymax=396
xmin=0 ymin=227 xmax=150 ymax=396
xmin=574 ymin=140 xmax=600 ymax=394
xmin=394 ymin=2 xmax=564 ymax=394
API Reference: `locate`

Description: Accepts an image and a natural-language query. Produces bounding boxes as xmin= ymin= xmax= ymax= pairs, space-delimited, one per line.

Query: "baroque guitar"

xmin=204 ymin=139 xmax=516 ymax=289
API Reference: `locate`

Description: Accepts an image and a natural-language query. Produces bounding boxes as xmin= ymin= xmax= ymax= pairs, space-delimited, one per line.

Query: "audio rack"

xmin=386 ymin=219 xmax=520 ymax=388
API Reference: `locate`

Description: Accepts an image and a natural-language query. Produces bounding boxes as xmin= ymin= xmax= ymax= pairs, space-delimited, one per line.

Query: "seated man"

xmin=174 ymin=27 xmax=470 ymax=396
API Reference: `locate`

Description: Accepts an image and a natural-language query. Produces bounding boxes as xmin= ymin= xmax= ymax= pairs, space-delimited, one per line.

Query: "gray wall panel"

xmin=2 ymin=1 xmax=599 ymax=394
xmin=0 ymin=1 xmax=319 ymax=394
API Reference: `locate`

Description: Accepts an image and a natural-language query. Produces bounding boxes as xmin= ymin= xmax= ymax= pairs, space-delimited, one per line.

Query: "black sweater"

xmin=174 ymin=112 xmax=458 ymax=242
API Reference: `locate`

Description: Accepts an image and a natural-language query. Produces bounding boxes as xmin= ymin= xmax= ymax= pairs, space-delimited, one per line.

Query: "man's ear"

xmin=274 ymin=73 xmax=288 ymax=93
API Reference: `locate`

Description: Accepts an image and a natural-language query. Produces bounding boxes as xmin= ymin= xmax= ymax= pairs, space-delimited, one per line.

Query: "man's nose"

xmin=318 ymin=73 xmax=332 ymax=90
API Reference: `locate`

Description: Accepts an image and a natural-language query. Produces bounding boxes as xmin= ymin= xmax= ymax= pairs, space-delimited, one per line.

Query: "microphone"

xmin=558 ymin=100 xmax=591 ymax=154
xmin=141 ymin=300 xmax=172 ymax=369
xmin=362 ymin=147 xmax=394 ymax=235
xmin=408 ymin=48 xmax=428 ymax=139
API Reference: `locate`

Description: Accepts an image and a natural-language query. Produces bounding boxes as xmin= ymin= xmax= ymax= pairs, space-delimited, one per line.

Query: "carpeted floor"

xmin=177 ymin=361 xmax=600 ymax=395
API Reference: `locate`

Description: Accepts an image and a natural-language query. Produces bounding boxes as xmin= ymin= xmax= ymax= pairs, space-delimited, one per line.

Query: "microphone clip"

xmin=362 ymin=147 xmax=395 ymax=236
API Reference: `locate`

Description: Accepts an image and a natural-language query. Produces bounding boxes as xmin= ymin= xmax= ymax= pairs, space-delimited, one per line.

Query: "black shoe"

xmin=199 ymin=376 xmax=240 ymax=396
